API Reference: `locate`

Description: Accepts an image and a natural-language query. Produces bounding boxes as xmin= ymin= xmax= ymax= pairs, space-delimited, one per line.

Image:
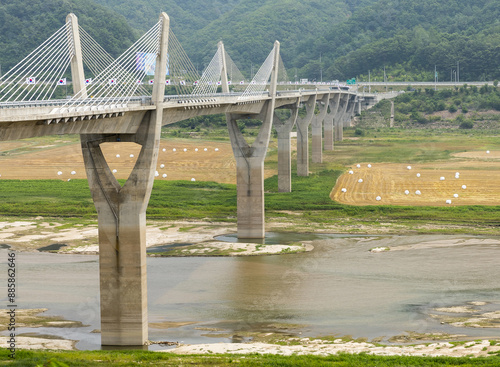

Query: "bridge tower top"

xmin=152 ymin=12 xmax=170 ymax=105
xmin=66 ymin=13 xmax=86 ymax=98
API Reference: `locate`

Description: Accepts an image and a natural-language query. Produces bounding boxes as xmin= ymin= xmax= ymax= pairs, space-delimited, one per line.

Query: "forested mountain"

xmin=1 ymin=0 xmax=499 ymax=82
xmin=294 ymin=0 xmax=500 ymax=81
xmin=0 ymin=0 xmax=138 ymax=70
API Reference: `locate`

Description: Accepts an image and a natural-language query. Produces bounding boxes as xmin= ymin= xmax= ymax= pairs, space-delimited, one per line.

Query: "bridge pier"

xmin=296 ymin=94 xmax=317 ymax=177
xmin=274 ymin=102 xmax=299 ymax=192
xmin=335 ymin=94 xmax=349 ymax=142
xmin=311 ymin=93 xmax=329 ymax=163
xmin=324 ymin=94 xmax=340 ymax=150
xmin=81 ymin=109 xmax=161 ymax=345
xmin=343 ymin=95 xmax=357 ymax=127
xmin=79 ymin=12 xmax=169 ymax=346
xmin=227 ymin=105 xmax=274 ymax=238
xmin=226 ymin=40 xmax=280 ymax=239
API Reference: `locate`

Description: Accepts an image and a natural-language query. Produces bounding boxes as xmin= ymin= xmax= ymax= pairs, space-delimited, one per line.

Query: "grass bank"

xmin=0 ymin=168 xmax=498 ymax=234
xmin=2 ymin=348 xmax=500 ymax=366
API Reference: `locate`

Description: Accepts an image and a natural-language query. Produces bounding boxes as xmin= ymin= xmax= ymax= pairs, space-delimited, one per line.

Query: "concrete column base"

xmin=311 ymin=120 xmax=322 ymax=163
xmin=227 ymin=102 xmax=274 ymax=239
xmin=274 ymin=104 xmax=299 ymax=193
xmin=311 ymin=94 xmax=329 ymax=163
xmin=296 ymin=95 xmax=317 ymax=177
xmin=81 ymin=110 xmax=161 ymax=346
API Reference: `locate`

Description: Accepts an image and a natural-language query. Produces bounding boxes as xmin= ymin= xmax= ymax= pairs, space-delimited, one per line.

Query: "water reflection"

xmin=1 ymin=233 xmax=499 ymax=350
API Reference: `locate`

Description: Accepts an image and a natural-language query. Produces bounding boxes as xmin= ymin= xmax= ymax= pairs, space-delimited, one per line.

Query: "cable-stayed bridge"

xmin=0 ymin=13 xmax=368 ymax=347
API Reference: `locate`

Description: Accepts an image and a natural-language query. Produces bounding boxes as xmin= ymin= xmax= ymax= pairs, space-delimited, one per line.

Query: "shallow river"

xmin=1 ymin=233 xmax=500 ymax=350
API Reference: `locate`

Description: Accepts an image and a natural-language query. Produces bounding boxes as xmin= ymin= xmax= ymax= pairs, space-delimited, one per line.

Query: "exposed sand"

xmin=0 ymin=219 xmax=311 ymax=256
xmin=170 ymin=339 xmax=500 ymax=357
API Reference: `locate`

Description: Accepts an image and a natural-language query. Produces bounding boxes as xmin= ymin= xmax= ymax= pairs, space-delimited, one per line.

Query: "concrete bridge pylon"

xmin=274 ymin=101 xmax=300 ymax=192
xmin=79 ymin=13 xmax=169 ymax=346
xmin=226 ymin=41 xmax=280 ymax=239
xmin=296 ymin=94 xmax=317 ymax=177
xmin=324 ymin=93 xmax=340 ymax=150
xmin=335 ymin=93 xmax=349 ymax=142
xmin=311 ymin=93 xmax=329 ymax=163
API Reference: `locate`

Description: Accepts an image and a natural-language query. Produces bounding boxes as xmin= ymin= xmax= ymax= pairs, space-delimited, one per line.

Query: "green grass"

xmin=0 ymin=128 xmax=498 ymax=233
xmin=2 ymin=348 xmax=500 ymax=366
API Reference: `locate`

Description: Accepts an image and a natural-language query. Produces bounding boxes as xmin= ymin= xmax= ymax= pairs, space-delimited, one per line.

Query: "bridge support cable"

xmin=78 ymin=27 xmax=149 ymax=97
xmin=59 ymin=19 xmax=163 ymax=112
xmin=165 ymin=30 xmax=200 ymax=96
xmin=0 ymin=21 xmax=73 ymax=104
xmin=238 ymin=43 xmax=277 ymax=100
xmin=226 ymin=41 xmax=280 ymax=239
xmin=191 ymin=43 xmax=225 ymax=96
xmin=311 ymin=93 xmax=330 ymax=164
xmin=223 ymin=48 xmax=246 ymax=89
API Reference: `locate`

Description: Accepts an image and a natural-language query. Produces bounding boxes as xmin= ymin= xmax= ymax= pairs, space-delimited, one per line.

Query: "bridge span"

xmin=0 ymin=13 xmax=370 ymax=346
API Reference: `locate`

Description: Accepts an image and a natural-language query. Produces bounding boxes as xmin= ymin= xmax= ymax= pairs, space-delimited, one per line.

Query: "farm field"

xmin=0 ymin=129 xmax=499 ymax=209
xmin=332 ymin=152 xmax=500 ymax=206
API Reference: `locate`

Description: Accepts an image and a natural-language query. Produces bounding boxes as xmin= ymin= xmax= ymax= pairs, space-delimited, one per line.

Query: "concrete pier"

xmin=80 ymin=13 xmax=169 ymax=346
xmin=226 ymin=41 xmax=280 ymax=238
xmin=311 ymin=93 xmax=329 ymax=163
xmin=335 ymin=94 xmax=349 ymax=142
xmin=324 ymin=93 xmax=340 ymax=151
xmin=296 ymin=94 xmax=317 ymax=177
xmin=274 ymin=102 xmax=299 ymax=192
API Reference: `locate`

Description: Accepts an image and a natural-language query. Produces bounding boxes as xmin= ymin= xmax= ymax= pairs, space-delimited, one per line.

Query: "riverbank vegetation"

xmin=2 ymin=348 xmax=500 ymax=366
xmin=0 ymin=126 xmax=498 ymax=234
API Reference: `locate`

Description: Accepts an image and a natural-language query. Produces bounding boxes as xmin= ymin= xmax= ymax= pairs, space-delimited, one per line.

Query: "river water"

xmin=1 ymin=233 xmax=500 ymax=350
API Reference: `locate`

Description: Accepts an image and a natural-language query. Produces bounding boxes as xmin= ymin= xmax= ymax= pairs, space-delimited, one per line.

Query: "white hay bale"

xmin=462 ymin=185 xmax=467 ymax=189
xmin=348 ymin=170 xmax=354 ymax=174
xmin=191 ymin=178 xmax=196 ymax=181
xmin=71 ymin=171 xmax=76 ymax=175
xmin=215 ymin=148 xmax=219 ymax=151
xmin=404 ymin=190 xmax=410 ymax=195
xmin=486 ymin=150 xmax=490 ymax=154
xmin=204 ymin=148 xmax=208 ymax=151
xmin=416 ymin=173 xmax=421 ymax=177
xmin=195 ymin=148 xmax=198 ymax=152
xmin=162 ymin=148 xmax=166 ymax=152
xmin=407 ymin=166 xmax=412 ymax=170
xmin=453 ymin=193 xmax=459 ymax=198
xmin=112 ymin=169 xmax=117 ymax=173
xmin=67 ymin=178 xmax=71 ymax=182
xmin=367 ymin=164 xmax=372 ymax=168
xmin=415 ymin=190 xmax=421 ymax=195
xmin=356 ymin=164 xmax=361 ymax=168
xmin=162 ymin=174 xmax=167 ymax=178
xmin=130 ymin=154 xmax=134 ymax=158
xmin=446 ymin=199 xmax=452 ymax=204
xmin=155 ymin=171 xmax=159 ymax=177
xmin=341 ymin=188 xmax=347 ymax=193
xmin=57 ymin=171 xmax=63 ymax=176
xmin=376 ymin=196 xmax=381 ymax=201
xmin=116 ymin=154 xmax=120 ymax=158
xmin=183 ymin=148 xmax=187 ymax=152
xmin=173 ymin=148 xmax=176 ymax=152
xmin=160 ymin=164 xmax=165 ymax=168
xmin=440 ymin=176 xmax=445 ymax=181
xmin=358 ymin=178 xmax=363 ymax=183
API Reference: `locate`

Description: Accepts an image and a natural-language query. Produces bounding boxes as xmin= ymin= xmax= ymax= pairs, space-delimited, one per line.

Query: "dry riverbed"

xmin=1 ymin=308 xmax=500 ymax=357
xmin=0 ymin=218 xmax=311 ymax=256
